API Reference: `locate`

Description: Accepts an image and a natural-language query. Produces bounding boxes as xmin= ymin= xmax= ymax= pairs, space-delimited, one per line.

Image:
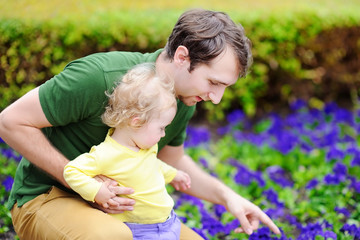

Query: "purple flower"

xmin=214 ymin=204 xmax=226 ymax=218
xmin=297 ymin=222 xmax=324 ymax=240
xmin=351 ymin=155 xmax=360 ymax=167
xmin=285 ymin=215 xmax=302 ymax=229
xmin=306 ymin=178 xmax=319 ymax=190
xmin=198 ymin=157 xmax=209 ymax=168
xmin=300 ymin=142 xmax=313 ymax=153
xmin=290 ymin=99 xmax=307 ymax=111
xmin=323 ymin=162 xmax=348 ymax=185
xmin=178 ymin=216 xmax=187 ymax=223
xmin=232 ymin=130 xmax=245 ymax=142
xmin=334 ymin=206 xmax=350 ymax=218
xmin=323 ymin=174 xmax=341 ymax=185
xmin=227 ymin=109 xmax=245 ymax=125
xmin=334 ymin=108 xmax=354 ymax=124
xmin=271 ymin=131 xmax=299 ymax=154
xmin=217 ymin=125 xmax=230 ymax=135
xmin=230 ymin=159 xmax=265 ymax=187
xmin=263 ymin=188 xmax=285 ymax=208
xmin=1 ymin=148 xmax=22 ymax=162
xmin=321 ymin=128 xmax=340 ymax=148
xmin=2 ymin=176 xmax=14 ymax=192
xmin=340 ymin=223 xmax=360 ymax=239
xmin=224 ymin=219 xmax=240 ymax=234
xmin=246 ymin=133 xmax=268 ymax=146
xmin=185 ymin=126 xmax=211 ymax=148
xmin=265 ymin=207 xmax=284 ymax=219
xmin=266 ymin=166 xmax=294 ymax=188
xmin=249 ymin=227 xmax=291 ymax=240
xmin=324 ymin=102 xmax=338 ymax=115
xmin=320 ymin=230 xmax=337 ymax=239
xmin=191 ymin=228 xmax=209 ymax=240
xmin=174 ymin=194 xmax=204 ymax=209
xmin=267 ymin=113 xmax=283 ymax=135
xmin=233 ymin=166 xmax=252 ymax=186
xmin=200 ymin=208 xmax=226 ymax=236
xmin=348 ymin=176 xmax=360 ymax=193
xmin=326 ymin=146 xmax=345 ymax=162
xmin=249 ymin=227 xmax=271 ymax=240
xmin=333 ymin=162 xmax=348 ymax=177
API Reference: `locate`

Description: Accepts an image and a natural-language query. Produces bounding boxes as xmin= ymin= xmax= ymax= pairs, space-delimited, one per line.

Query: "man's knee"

xmin=180 ymin=223 xmax=204 ymax=240
xmin=10 ymin=187 xmax=134 ymax=240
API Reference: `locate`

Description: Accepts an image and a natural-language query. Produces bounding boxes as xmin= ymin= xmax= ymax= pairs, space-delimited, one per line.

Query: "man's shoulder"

xmin=79 ymin=49 xmax=163 ymax=71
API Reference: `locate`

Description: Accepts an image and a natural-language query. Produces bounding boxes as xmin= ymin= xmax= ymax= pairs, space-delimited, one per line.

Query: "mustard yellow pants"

xmin=11 ymin=186 xmax=203 ymax=240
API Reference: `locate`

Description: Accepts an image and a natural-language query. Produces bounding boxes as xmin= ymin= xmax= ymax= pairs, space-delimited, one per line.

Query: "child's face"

xmin=132 ymin=106 xmax=176 ymax=149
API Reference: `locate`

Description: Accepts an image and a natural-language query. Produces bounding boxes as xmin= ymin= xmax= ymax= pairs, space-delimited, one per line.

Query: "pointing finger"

xmin=259 ymin=212 xmax=281 ymax=234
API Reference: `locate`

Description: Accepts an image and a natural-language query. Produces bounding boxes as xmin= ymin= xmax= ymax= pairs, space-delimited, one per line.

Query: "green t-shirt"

xmin=7 ymin=50 xmax=196 ymax=209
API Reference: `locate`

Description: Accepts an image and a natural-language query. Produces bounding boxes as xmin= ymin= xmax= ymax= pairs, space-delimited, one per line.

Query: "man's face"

xmin=175 ymin=46 xmax=240 ymax=106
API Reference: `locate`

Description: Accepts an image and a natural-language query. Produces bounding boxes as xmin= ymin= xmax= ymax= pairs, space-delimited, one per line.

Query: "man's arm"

xmin=0 ymin=87 xmax=70 ymax=186
xmin=158 ymin=144 xmax=281 ymax=235
xmin=0 ymin=87 xmax=135 ymax=212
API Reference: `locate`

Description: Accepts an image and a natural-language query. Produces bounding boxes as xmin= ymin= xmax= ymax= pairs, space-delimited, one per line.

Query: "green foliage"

xmin=0 ymin=143 xmax=18 ymax=237
xmin=1 ymin=4 xmax=360 ymax=119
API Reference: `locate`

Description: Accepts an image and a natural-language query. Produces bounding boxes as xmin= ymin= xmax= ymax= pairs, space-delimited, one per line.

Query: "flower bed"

xmin=178 ymin=100 xmax=360 ymax=239
xmin=1 ymin=100 xmax=360 ymax=239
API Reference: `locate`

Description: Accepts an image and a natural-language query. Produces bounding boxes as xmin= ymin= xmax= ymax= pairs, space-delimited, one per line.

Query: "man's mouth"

xmin=195 ymin=96 xmax=203 ymax=102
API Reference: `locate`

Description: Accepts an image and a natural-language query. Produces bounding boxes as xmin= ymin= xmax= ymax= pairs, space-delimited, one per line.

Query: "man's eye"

xmin=210 ymin=81 xmax=219 ymax=86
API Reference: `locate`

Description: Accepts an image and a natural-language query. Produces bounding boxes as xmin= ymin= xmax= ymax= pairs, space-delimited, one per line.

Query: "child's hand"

xmin=91 ymin=175 xmax=135 ymax=213
xmin=170 ymin=170 xmax=191 ymax=191
xmin=94 ymin=181 xmax=117 ymax=208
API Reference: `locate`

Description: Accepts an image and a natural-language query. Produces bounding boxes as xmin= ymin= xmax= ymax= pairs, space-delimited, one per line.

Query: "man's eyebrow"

xmin=209 ymin=78 xmax=231 ymax=86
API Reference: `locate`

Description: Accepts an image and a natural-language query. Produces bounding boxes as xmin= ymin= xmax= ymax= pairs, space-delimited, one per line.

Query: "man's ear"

xmin=173 ymin=45 xmax=190 ymax=67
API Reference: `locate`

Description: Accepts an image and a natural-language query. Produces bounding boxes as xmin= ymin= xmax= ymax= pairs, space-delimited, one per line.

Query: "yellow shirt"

xmin=64 ymin=130 xmax=177 ymax=224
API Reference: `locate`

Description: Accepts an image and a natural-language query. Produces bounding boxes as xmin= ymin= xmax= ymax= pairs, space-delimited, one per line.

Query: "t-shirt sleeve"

xmin=63 ymin=147 xmax=103 ymax=202
xmin=158 ymin=160 xmax=177 ymax=184
xmin=166 ymin=124 xmax=188 ymax=147
xmin=158 ymin=103 xmax=196 ymax=150
xmin=39 ymin=58 xmax=107 ymax=126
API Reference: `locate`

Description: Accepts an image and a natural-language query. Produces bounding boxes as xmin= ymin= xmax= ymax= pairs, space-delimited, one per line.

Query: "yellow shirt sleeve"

xmin=158 ymin=160 xmax=177 ymax=184
xmin=63 ymin=147 xmax=103 ymax=202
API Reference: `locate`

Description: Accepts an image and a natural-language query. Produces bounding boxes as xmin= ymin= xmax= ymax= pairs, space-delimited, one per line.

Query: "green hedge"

xmin=1 ymin=8 xmax=360 ymax=120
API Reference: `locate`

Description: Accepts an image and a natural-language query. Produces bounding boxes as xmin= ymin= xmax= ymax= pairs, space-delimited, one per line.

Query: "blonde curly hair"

xmin=102 ymin=63 xmax=176 ymax=129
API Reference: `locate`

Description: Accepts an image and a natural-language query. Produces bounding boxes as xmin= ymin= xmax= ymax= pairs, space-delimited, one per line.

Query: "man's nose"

xmin=209 ymin=87 xmax=225 ymax=104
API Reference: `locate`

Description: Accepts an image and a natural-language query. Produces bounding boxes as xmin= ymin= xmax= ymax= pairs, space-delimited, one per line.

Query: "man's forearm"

xmin=0 ymin=87 xmax=70 ymax=187
xmin=158 ymin=145 xmax=230 ymax=205
xmin=173 ymin=154 xmax=231 ymax=205
xmin=4 ymin=127 xmax=69 ymax=186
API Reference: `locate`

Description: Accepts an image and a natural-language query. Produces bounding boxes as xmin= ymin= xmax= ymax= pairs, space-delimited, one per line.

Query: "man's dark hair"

xmin=165 ymin=9 xmax=253 ymax=77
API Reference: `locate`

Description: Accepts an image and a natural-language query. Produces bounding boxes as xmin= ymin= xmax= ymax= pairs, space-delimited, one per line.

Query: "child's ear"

xmin=130 ymin=116 xmax=141 ymax=128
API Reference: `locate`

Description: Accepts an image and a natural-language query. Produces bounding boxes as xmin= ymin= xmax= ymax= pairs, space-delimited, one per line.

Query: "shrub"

xmin=0 ymin=3 xmax=360 ymax=120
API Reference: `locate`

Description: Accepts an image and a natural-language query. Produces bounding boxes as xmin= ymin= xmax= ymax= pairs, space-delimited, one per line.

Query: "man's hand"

xmin=90 ymin=175 xmax=135 ymax=214
xmin=224 ymin=191 xmax=281 ymax=235
xmin=158 ymin=145 xmax=280 ymax=235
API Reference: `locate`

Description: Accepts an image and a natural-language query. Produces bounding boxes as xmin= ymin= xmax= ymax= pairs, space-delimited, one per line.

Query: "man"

xmin=0 ymin=9 xmax=280 ymax=239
